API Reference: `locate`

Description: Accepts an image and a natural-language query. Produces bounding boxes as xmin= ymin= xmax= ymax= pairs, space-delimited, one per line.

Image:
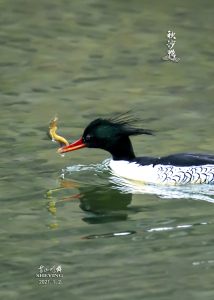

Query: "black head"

xmin=59 ymin=115 xmax=153 ymax=160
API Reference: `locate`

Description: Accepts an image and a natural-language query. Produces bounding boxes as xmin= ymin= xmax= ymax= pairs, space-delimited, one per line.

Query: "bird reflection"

xmin=79 ymin=184 xmax=132 ymax=224
xmin=47 ymin=178 xmax=133 ymax=225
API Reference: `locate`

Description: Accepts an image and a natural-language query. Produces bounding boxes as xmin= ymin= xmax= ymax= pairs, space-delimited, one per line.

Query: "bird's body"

xmin=59 ymin=115 xmax=214 ymax=185
xmin=109 ymin=155 xmax=214 ymax=185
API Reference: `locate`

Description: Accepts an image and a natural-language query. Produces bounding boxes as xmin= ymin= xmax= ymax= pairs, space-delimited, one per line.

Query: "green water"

xmin=1 ymin=0 xmax=214 ymax=299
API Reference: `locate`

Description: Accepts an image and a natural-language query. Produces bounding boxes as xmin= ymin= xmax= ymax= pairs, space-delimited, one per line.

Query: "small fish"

xmin=48 ymin=117 xmax=69 ymax=147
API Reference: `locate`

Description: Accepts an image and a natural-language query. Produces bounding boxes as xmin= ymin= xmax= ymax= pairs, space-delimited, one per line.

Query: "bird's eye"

xmin=85 ymin=134 xmax=91 ymax=142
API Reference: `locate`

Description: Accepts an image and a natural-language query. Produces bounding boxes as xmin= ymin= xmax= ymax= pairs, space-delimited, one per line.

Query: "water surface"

xmin=0 ymin=0 xmax=214 ymax=299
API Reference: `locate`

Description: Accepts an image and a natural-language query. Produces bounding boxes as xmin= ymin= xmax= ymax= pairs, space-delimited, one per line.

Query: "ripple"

xmin=109 ymin=175 xmax=214 ymax=203
xmin=61 ymin=159 xmax=111 ymax=179
xmin=60 ymin=160 xmax=214 ymax=203
xmin=82 ymin=230 xmax=136 ymax=240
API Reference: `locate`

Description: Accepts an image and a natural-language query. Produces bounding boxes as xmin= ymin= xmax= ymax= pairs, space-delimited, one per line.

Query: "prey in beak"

xmin=58 ymin=138 xmax=86 ymax=154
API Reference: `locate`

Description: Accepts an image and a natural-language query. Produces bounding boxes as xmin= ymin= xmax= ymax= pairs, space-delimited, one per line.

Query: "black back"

xmin=133 ymin=153 xmax=214 ymax=167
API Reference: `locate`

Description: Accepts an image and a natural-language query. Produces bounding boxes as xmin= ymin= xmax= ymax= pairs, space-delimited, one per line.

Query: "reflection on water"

xmin=61 ymin=160 xmax=214 ymax=205
xmin=110 ymin=175 xmax=214 ymax=203
xmin=83 ymin=230 xmax=136 ymax=240
xmin=47 ymin=179 xmax=132 ymax=225
xmin=46 ymin=161 xmax=214 ymax=239
xmin=79 ymin=185 xmax=132 ymax=224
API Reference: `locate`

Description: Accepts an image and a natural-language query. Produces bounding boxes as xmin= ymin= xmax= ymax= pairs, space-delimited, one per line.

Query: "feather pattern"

xmin=157 ymin=165 xmax=214 ymax=185
xmin=109 ymin=160 xmax=214 ymax=185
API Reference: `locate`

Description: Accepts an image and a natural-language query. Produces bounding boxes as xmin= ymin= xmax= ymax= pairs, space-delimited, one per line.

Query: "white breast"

xmin=109 ymin=160 xmax=159 ymax=183
xmin=109 ymin=160 xmax=214 ymax=185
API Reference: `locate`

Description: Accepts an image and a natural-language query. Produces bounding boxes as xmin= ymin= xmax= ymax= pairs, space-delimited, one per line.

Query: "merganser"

xmin=58 ymin=115 xmax=214 ymax=185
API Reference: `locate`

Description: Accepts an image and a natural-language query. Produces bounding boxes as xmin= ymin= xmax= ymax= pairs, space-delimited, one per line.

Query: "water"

xmin=1 ymin=0 xmax=214 ymax=299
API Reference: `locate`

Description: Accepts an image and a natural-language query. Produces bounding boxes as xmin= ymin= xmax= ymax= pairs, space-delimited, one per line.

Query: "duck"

xmin=58 ymin=115 xmax=214 ymax=185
